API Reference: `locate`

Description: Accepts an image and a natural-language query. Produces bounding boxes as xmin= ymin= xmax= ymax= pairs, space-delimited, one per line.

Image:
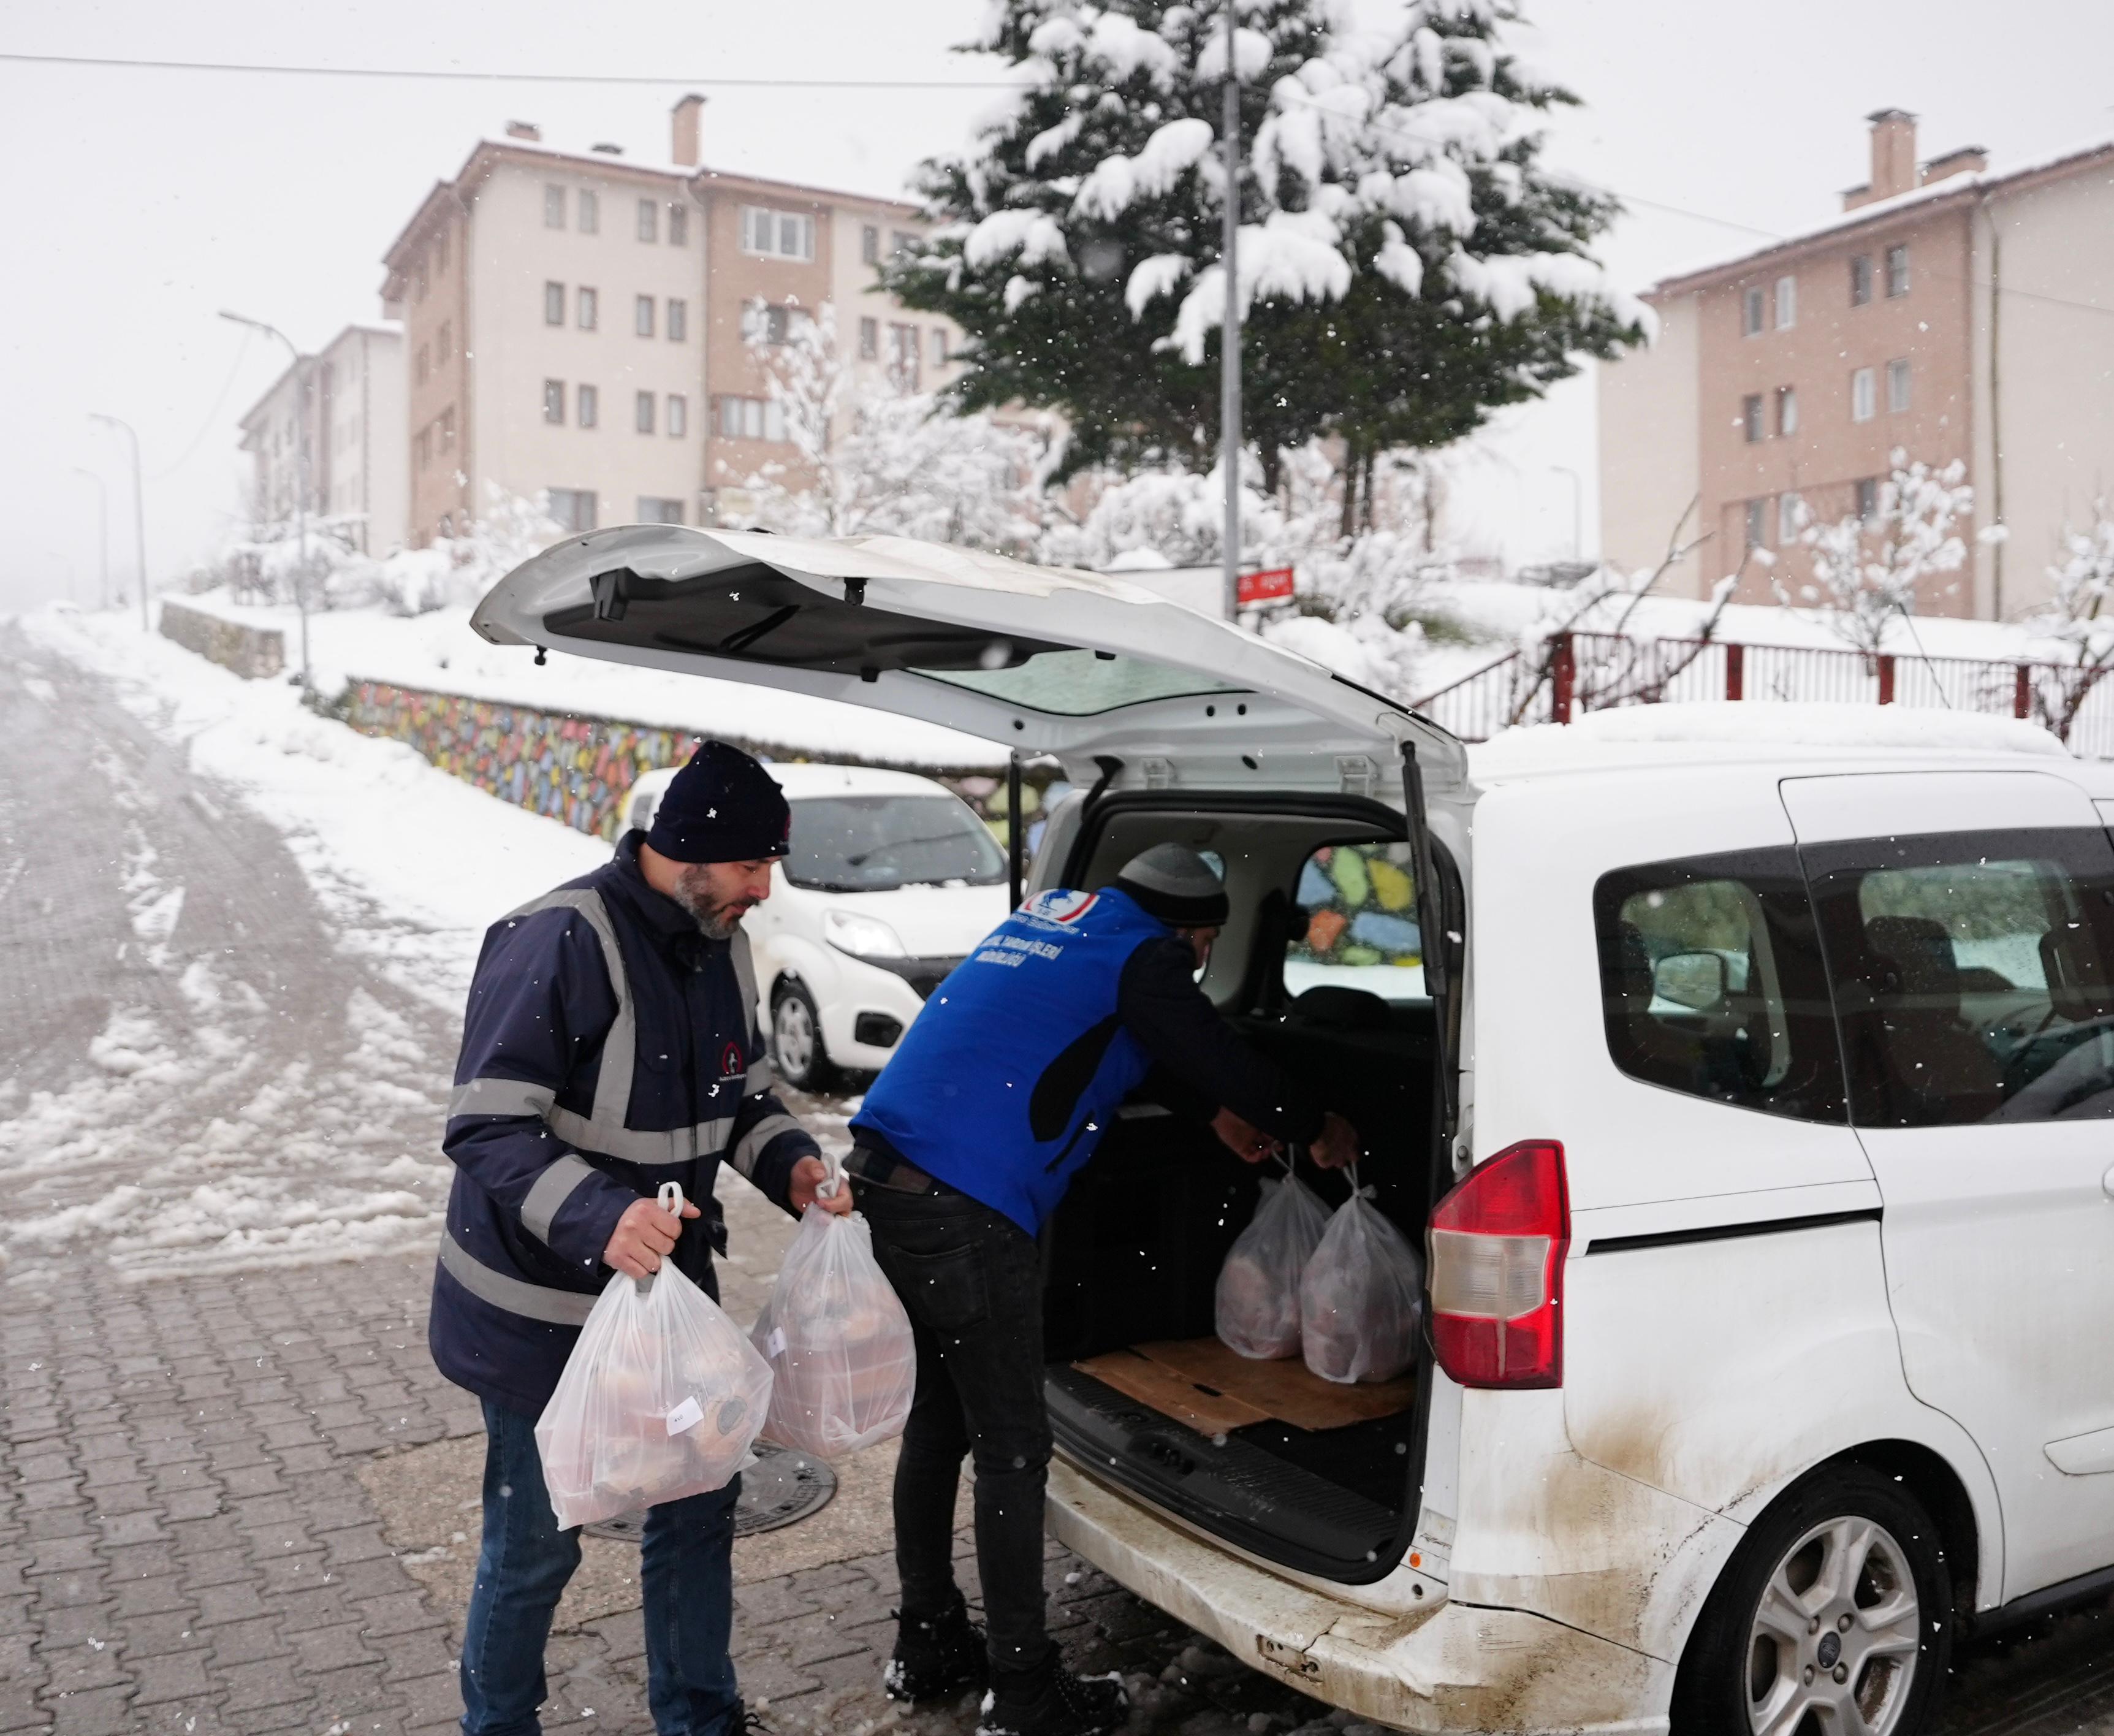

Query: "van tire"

xmin=1671 ymin=1464 xmax=1953 ymax=1736
xmin=770 ymin=978 xmax=838 ymax=1092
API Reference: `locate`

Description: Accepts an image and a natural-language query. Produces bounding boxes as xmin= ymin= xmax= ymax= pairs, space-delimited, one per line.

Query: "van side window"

xmin=1804 ymin=828 xmax=2114 ymax=1127
xmin=1593 ymin=848 xmax=1846 ymax=1121
xmin=1288 ymin=842 xmax=1424 ymax=1002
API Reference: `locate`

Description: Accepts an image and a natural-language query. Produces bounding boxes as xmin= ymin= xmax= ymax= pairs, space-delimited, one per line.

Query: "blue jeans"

xmin=458 ymin=1399 xmax=743 ymax=1736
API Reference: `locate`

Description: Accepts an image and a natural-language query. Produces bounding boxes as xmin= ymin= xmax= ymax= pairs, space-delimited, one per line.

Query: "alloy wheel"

xmin=773 ymin=991 xmax=817 ymax=1083
xmin=1746 ymin=1513 xmax=1921 ymax=1735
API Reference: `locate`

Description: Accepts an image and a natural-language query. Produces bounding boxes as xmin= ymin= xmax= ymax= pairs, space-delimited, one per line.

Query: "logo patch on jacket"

xmin=721 ymin=1041 xmax=745 ymax=1079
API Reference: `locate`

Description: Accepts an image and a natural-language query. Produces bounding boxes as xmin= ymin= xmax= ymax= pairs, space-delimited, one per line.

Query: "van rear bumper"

xmin=1047 ymin=1458 xmax=1672 ymax=1735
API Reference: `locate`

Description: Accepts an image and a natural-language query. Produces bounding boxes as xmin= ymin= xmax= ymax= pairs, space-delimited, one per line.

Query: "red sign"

xmin=1238 ymin=565 xmax=1296 ymax=606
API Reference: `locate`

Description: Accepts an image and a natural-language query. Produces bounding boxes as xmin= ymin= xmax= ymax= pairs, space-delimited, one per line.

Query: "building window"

xmin=1887 ymin=357 xmax=1911 ymax=414
xmin=1886 ymin=243 xmax=1910 ymax=297
xmin=1743 ymin=284 xmax=1765 ymax=336
xmin=667 ymin=299 xmax=688 ymax=342
xmin=1745 ymin=498 xmax=1768 ymax=549
xmin=1855 ymin=478 xmax=1879 ymax=523
xmin=435 ymin=226 xmax=449 ymax=276
xmin=739 ymin=205 xmax=815 ymax=261
xmin=891 ymin=230 xmax=919 ymax=260
xmin=1776 ymin=385 xmax=1798 ymax=436
xmin=635 ymin=294 xmax=655 ymax=337
xmin=438 ymin=321 xmax=452 ymax=362
xmin=888 ymin=321 xmax=922 ymax=388
xmin=413 ymin=254 xmax=428 ymax=302
xmin=544 ymin=281 xmax=565 ymax=326
xmin=415 ymin=427 xmax=430 ymax=470
xmin=1850 ymin=254 xmax=1873 ymax=306
xmin=416 ymin=344 xmax=431 ymax=385
xmin=933 ymin=327 xmax=949 ymax=365
xmin=1778 ymin=492 xmax=1803 ymax=544
xmin=715 ymin=395 xmax=788 ymax=442
xmin=667 ymin=394 xmax=687 ymax=438
xmin=579 ymin=189 xmax=599 ymax=234
xmin=637 ymin=198 xmax=658 ymax=243
xmin=858 ymin=317 xmax=878 ymax=360
xmin=861 ymin=224 xmax=880 ymax=265
xmin=1852 ymin=367 xmax=1876 ymax=422
xmin=637 ymin=497 xmax=685 ymax=524
xmin=578 ymin=287 xmax=598 ymax=330
xmin=578 ymin=384 xmax=599 ymax=428
xmin=636 ymin=390 xmax=655 ymax=434
xmin=544 ymin=380 xmax=565 ymax=424
xmin=668 ymin=204 xmax=688 ymax=247
xmin=1774 ymin=274 xmax=1797 ymax=330
xmin=544 ymin=185 xmax=566 ymax=229
xmin=1741 ymin=394 xmax=1764 ymax=443
xmin=440 ymin=406 xmax=456 ymax=451
xmin=548 ymin=489 xmax=598 ymax=533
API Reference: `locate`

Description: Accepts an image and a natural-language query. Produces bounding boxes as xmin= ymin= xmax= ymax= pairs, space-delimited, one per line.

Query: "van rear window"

xmin=1593 ymin=848 xmax=1846 ymax=1122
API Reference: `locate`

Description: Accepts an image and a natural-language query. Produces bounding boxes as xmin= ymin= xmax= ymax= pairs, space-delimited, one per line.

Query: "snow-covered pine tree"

xmin=887 ymin=0 xmax=1650 ymax=509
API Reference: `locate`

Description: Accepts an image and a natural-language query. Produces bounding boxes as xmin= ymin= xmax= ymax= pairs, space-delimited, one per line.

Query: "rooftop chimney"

xmin=1922 ymin=145 xmax=1989 ymax=185
xmin=672 ymin=93 xmax=707 ymax=169
xmin=1844 ymin=108 xmax=1918 ymax=210
xmin=505 ymin=120 xmax=541 ymax=142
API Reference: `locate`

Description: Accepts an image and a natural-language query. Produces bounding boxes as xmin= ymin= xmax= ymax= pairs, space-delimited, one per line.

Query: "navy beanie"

xmin=644 ymin=741 xmax=792 ymax=864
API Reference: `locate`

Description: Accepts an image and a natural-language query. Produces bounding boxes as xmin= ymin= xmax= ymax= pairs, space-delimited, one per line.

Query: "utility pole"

xmin=1220 ymin=0 xmax=1242 ymax=622
xmin=88 ymin=414 xmax=148 ymax=631
xmin=72 ymin=467 xmax=110 ymax=609
xmin=220 ymin=311 xmax=311 ymax=688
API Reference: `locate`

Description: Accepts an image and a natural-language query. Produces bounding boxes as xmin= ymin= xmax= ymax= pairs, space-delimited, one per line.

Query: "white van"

xmin=474 ymin=527 xmax=2114 ymax=1735
xmin=621 ymin=761 xmax=1010 ymax=1087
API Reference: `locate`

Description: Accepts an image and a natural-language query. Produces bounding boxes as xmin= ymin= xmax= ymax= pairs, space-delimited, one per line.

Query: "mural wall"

xmin=340 ymin=681 xmax=1051 ymax=842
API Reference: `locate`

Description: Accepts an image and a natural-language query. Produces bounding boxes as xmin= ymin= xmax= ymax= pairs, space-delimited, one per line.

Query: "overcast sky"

xmin=1 ymin=0 xmax=2108 ymax=613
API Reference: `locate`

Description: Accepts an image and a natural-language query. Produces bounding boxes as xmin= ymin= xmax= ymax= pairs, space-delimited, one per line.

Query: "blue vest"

xmin=852 ymin=887 xmax=1171 ymax=1235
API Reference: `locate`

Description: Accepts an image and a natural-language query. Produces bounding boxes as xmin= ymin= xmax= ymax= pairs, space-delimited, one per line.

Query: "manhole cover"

xmin=582 ymin=1443 xmax=837 ymax=1542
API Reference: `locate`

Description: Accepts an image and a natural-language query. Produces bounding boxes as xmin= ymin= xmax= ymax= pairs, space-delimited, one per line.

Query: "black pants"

xmin=856 ymin=1180 xmax=1052 ymax=1678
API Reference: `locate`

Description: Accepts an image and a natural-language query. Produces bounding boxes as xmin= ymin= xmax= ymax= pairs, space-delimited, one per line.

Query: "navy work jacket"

xmin=428 ymin=833 xmax=817 ymax=1417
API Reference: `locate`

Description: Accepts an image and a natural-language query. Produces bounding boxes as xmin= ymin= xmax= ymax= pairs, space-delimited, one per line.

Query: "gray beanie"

xmin=1113 ymin=843 xmax=1229 ymax=927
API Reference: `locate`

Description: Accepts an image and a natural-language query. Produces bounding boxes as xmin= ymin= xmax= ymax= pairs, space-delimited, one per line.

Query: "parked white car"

xmin=479 ymin=525 xmax=2114 ymax=1735
xmin=622 ymin=760 xmax=1010 ymax=1087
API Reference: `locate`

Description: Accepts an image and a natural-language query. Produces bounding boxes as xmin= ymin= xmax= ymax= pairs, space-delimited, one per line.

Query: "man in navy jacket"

xmin=432 ymin=740 xmax=848 ymax=1736
xmin=848 ymin=843 xmax=1358 ymax=1736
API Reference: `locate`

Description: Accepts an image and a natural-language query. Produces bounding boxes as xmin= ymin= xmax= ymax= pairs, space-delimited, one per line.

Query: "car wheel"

xmin=770 ymin=980 xmax=836 ymax=1092
xmin=1671 ymin=1464 xmax=1952 ymax=1736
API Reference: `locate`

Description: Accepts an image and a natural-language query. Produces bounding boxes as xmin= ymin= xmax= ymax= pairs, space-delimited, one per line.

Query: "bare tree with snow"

xmin=2027 ymin=500 xmax=2114 ymax=741
xmin=1784 ymin=449 xmax=1975 ymax=659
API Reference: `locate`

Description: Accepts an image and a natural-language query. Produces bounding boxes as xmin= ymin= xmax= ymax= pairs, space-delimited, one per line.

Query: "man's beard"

xmin=672 ymin=867 xmax=753 ymax=940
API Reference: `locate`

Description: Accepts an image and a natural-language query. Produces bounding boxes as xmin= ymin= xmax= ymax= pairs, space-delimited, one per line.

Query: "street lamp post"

xmin=88 ymin=414 xmax=148 ymax=632
xmin=1220 ymin=0 xmax=1242 ymax=622
xmin=72 ymin=467 xmax=110 ymax=609
xmin=218 ymin=310 xmax=311 ymax=688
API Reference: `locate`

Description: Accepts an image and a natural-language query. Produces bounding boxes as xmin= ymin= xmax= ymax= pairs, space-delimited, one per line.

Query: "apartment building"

xmin=237 ymin=322 xmax=406 ymax=554
xmin=379 ymin=97 xmax=962 ymax=546
xmin=1600 ymin=111 xmax=2114 ymax=618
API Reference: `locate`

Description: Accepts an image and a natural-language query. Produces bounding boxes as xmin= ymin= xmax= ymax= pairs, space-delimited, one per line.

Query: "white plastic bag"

xmin=751 ymin=1167 xmax=916 ymax=1460
xmin=1215 ymin=1167 xmax=1331 ymax=1360
xmin=1298 ymin=1181 xmax=1425 ymax=1385
xmin=534 ymin=1184 xmax=775 ymax=1529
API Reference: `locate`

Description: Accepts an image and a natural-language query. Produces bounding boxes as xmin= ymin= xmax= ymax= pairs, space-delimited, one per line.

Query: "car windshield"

xmin=786 ymin=794 xmax=1005 ymax=893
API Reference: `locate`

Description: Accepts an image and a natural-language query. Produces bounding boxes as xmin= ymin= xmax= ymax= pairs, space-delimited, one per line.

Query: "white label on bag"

xmin=765 ymin=1328 xmax=787 ymax=1360
xmin=665 ymin=1396 xmax=704 ymax=1436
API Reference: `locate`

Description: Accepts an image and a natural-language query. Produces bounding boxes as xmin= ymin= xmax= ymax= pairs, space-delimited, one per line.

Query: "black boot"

xmin=975 ymin=1655 xmax=1128 ymax=1736
xmin=884 ymin=1596 xmax=989 ymax=1702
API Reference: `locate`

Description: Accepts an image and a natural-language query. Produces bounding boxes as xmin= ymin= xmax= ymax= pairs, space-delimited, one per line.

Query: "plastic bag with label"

xmin=535 ymin=1184 xmax=775 ymax=1529
xmin=1298 ymin=1181 xmax=1424 ymax=1385
xmin=751 ymin=1175 xmax=916 ymax=1460
xmin=1215 ymin=1167 xmax=1331 ymax=1360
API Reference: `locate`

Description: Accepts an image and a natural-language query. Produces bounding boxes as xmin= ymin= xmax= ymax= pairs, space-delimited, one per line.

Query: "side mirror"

xmin=1653 ymin=950 xmax=1728 ymax=1011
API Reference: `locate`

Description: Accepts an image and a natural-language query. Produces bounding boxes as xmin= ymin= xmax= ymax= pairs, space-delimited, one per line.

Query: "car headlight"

xmin=823 ymin=908 xmax=908 ymax=959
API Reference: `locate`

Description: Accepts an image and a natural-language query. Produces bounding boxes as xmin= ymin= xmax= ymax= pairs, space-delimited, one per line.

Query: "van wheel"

xmin=770 ymin=980 xmax=837 ymax=1092
xmin=1671 ymin=1464 xmax=1952 ymax=1736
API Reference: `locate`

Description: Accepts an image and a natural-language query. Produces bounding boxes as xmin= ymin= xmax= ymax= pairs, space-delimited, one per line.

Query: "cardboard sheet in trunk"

xmin=1074 ymin=1337 xmax=1416 ymax=1434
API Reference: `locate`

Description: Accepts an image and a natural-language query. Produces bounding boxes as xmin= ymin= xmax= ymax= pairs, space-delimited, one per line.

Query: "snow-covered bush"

xmin=1783 ymin=450 xmax=1975 ymax=657
xmin=2026 ymin=501 xmax=2114 ymax=740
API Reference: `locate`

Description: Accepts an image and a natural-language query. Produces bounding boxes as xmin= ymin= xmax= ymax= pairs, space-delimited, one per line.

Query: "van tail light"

xmin=1427 ymin=1140 xmax=1569 ymax=1390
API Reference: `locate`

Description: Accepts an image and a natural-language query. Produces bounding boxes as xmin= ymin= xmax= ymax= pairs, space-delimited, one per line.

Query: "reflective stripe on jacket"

xmin=428 ymin=832 xmax=818 ymax=1416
